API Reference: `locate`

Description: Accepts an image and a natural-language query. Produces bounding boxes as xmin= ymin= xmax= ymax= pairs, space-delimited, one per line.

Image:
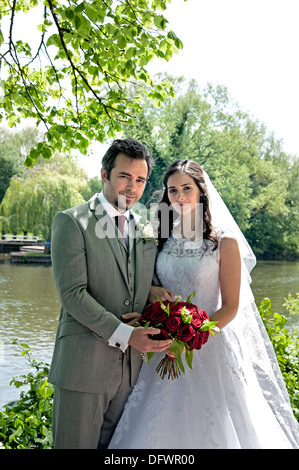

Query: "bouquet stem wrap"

xmin=156 ymin=354 xmax=182 ymax=379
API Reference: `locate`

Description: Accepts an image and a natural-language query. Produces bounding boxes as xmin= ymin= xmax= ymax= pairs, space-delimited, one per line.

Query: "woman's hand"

xmin=122 ymin=312 xmax=142 ymax=326
xmin=148 ymin=285 xmax=174 ymax=304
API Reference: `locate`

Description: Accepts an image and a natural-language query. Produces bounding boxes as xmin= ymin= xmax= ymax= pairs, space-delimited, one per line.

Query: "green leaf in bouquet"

xmin=186 ymin=290 xmax=196 ymax=304
xmin=181 ymin=306 xmax=192 ymax=324
xmin=170 ymin=339 xmax=185 ymax=373
xmin=159 ymin=300 xmax=170 ymax=316
xmin=146 ymin=352 xmax=154 ymax=362
xmin=185 ymin=347 xmax=193 ymax=370
xmin=200 ymin=320 xmax=219 ymax=331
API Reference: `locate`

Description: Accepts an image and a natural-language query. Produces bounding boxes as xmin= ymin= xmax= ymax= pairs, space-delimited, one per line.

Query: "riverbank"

xmin=10 ymin=251 xmax=51 ymax=264
xmin=0 ymin=239 xmax=51 ymax=264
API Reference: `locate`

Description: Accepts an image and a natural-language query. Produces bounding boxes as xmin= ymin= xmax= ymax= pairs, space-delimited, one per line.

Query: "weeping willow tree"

xmin=0 ymin=153 xmax=91 ymax=238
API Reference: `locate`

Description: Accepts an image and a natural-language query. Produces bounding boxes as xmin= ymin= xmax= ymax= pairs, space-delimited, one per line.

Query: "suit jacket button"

xmin=124 ymin=299 xmax=130 ymax=306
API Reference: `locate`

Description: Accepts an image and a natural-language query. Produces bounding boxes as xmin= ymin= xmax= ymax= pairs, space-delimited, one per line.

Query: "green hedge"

xmin=259 ymin=294 xmax=299 ymax=421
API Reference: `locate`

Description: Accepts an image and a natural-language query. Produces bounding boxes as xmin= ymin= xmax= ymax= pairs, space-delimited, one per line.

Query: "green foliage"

xmin=79 ymin=175 xmax=102 ymax=201
xmin=122 ymin=77 xmax=299 ymax=258
xmin=0 ymin=341 xmax=54 ymax=449
xmin=0 ymin=152 xmax=90 ymax=238
xmin=0 ymin=0 xmax=184 ymax=165
xmin=259 ymin=295 xmax=299 ymax=421
xmin=0 ymin=127 xmax=43 ymax=204
xmin=0 ymin=128 xmax=102 ymax=238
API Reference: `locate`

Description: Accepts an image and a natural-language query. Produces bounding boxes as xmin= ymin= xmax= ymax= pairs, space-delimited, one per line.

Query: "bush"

xmin=0 ymin=341 xmax=54 ymax=449
xmin=258 ymin=294 xmax=299 ymax=421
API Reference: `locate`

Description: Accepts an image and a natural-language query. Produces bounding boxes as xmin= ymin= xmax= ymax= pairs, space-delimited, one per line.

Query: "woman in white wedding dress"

xmin=109 ymin=160 xmax=299 ymax=449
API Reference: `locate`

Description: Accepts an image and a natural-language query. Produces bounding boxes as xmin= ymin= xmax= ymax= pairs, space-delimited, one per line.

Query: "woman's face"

xmin=167 ymin=172 xmax=201 ymax=216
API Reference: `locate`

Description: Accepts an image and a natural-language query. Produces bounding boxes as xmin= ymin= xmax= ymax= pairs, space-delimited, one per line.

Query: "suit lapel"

xmin=88 ymin=196 xmax=152 ymax=294
xmin=89 ymin=196 xmax=129 ymax=286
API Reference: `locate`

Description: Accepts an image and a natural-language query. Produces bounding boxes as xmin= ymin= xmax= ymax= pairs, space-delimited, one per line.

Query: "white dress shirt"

xmin=97 ymin=192 xmax=134 ymax=352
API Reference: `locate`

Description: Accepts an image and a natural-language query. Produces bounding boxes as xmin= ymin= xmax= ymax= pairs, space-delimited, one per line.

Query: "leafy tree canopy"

xmin=0 ymin=0 xmax=185 ymax=165
xmin=121 ymin=77 xmax=298 ymax=257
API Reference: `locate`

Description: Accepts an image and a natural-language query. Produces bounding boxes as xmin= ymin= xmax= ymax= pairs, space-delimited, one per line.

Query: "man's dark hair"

xmin=102 ymin=138 xmax=154 ymax=179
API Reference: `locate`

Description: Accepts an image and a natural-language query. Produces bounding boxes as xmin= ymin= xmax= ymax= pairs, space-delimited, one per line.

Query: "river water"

xmin=0 ymin=259 xmax=299 ymax=408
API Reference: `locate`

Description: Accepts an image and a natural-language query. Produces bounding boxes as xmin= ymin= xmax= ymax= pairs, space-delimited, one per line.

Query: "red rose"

xmin=190 ymin=310 xmax=206 ymax=326
xmin=177 ymin=324 xmax=195 ymax=343
xmin=198 ymin=309 xmax=209 ymax=321
xmin=189 ymin=331 xmax=209 ymax=350
xmin=141 ymin=304 xmax=153 ymax=322
xmin=190 ymin=312 xmax=202 ymax=329
xmin=151 ymin=328 xmax=170 ymax=341
xmin=161 ymin=302 xmax=180 ymax=316
xmin=141 ymin=302 xmax=168 ymax=325
xmin=167 ymin=302 xmax=194 ymax=319
xmin=149 ymin=308 xmax=168 ymax=324
xmin=165 ymin=315 xmax=182 ymax=333
xmin=172 ymin=302 xmax=188 ymax=312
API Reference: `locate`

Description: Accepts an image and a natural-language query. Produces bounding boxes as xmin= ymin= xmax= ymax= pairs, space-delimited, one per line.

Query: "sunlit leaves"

xmin=0 ymin=0 xmax=185 ymax=166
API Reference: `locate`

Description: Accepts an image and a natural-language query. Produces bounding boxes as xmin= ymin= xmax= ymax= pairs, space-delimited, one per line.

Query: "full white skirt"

xmin=109 ymin=329 xmax=296 ymax=449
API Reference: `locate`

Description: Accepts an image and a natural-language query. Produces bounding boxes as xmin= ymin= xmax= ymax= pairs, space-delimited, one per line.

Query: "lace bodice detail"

xmin=156 ymin=231 xmax=224 ymax=316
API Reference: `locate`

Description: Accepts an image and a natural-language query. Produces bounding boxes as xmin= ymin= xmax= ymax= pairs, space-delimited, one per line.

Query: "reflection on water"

xmin=251 ymin=260 xmax=299 ymax=314
xmin=0 ymin=259 xmax=298 ymax=408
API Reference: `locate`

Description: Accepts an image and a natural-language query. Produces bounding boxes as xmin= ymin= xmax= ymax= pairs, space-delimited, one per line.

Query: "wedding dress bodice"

xmin=156 ymin=233 xmax=223 ymax=316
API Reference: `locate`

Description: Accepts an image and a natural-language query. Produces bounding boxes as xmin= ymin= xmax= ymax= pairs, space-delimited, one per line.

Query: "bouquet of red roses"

xmin=139 ymin=291 xmax=218 ymax=379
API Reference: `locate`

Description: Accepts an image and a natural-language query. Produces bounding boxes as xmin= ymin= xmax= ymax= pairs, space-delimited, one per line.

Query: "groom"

xmin=48 ymin=138 xmax=172 ymax=449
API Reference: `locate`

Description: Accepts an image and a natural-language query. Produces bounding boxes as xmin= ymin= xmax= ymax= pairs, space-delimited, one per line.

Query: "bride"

xmin=108 ymin=159 xmax=299 ymax=449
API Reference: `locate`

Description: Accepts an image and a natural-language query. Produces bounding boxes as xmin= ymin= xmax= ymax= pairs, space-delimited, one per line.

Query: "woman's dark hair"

xmin=157 ymin=159 xmax=218 ymax=251
xmin=102 ymin=138 xmax=154 ymax=178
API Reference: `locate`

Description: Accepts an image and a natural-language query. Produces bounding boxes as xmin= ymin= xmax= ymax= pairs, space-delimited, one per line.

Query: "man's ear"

xmin=101 ymin=167 xmax=107 ymax=184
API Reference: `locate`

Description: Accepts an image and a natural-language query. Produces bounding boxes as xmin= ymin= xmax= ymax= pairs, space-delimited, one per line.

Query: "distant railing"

xmin=1 ymin=231 xmax=39 ymax=241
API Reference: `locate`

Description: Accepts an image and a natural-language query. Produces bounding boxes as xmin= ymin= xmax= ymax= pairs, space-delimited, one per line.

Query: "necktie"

xmin=115 ymin=215 xmax=128 ymax=247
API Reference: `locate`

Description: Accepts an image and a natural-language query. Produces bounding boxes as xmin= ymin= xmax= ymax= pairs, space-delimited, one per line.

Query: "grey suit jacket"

xmin=48 ymin=194 xmax=157 ymax=393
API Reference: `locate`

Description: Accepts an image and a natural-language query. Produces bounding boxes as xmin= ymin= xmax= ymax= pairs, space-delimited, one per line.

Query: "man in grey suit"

xmin=48 ymin=138 xmax=172 ymax=449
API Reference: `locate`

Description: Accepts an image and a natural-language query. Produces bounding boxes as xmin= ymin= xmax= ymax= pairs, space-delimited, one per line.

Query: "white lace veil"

xmin=204 ymin=171 xmax=299 ymax=445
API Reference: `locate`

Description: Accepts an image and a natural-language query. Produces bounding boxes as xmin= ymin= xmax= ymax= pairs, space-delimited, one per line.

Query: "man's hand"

xmin=128 ymin=326 xmax=172 ymax=354
xmin=148 ymin=285 xmax=173 ymax=304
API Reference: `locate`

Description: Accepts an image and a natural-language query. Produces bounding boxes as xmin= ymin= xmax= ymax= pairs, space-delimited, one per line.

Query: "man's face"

xmin=101 ymin=153 xmax=148 ymax=212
